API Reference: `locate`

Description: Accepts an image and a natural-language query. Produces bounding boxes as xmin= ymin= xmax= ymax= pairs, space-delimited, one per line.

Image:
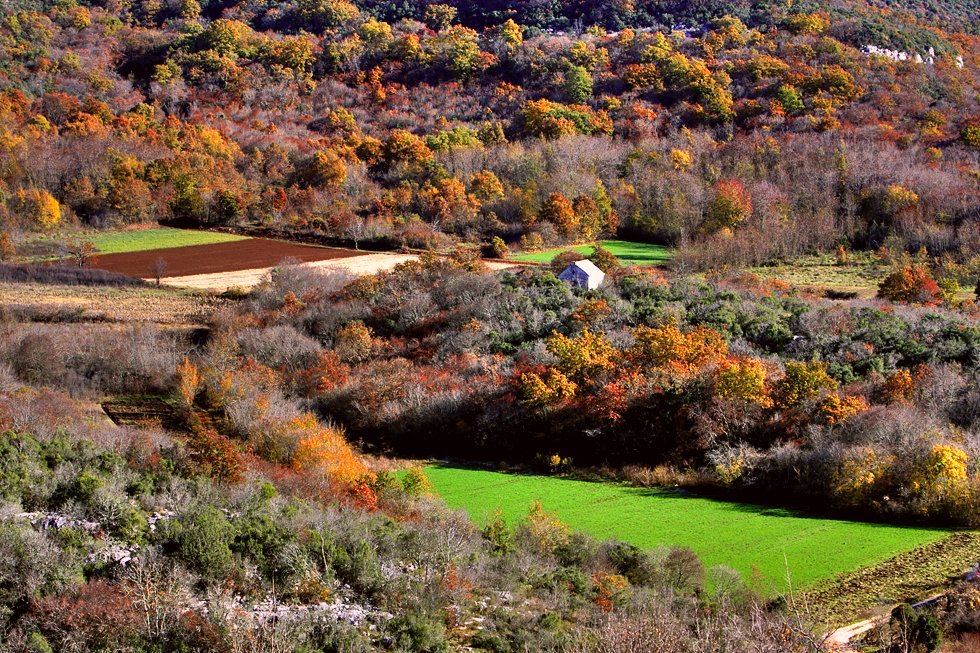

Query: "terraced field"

xmin=427 ymin=465 xmax=956 ymax=594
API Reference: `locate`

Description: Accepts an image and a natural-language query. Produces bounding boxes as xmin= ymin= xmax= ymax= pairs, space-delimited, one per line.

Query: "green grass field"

xmin=24 ymin=228 xmax=249 ymax=259
xmin=426 ymin=466 xmax=953 ymax=592
xmin=86 ymin=228 xmax=248 ymax=254
xmin=512 ymin=240 xmax=673 ymax=266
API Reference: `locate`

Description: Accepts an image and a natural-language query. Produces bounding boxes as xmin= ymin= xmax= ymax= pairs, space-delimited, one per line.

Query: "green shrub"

xmin=481 ymin=509 xmax=513 ymax=555
xmin=26 ymin=632 xmax=53 ymax=653
xmin=386 ymin=611 xmax=449 ymax=653
xmin=605 ymin=541 xmax=656 ymax=586
xmin=177 ymin=506 xmax=235 ymax=582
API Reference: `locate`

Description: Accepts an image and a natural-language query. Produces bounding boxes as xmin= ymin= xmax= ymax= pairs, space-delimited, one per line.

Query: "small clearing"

xmin=511 ymin=240 xmax=674 ymax=266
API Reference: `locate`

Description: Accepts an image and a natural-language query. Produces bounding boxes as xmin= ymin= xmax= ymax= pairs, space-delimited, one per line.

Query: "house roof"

xmin=568 ymin=259 xmax=604 ymax=278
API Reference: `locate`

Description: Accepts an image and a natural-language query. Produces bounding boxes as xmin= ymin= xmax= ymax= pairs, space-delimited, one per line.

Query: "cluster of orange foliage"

xmin=185 ymin=425 xmax=246 ymax=484
xmin=818 ymin=393 xmax=870 ymax=425
xmin=591 ymin=572 xmax=630 ymax=612
xmin=175 ymin=358 xmax=201 ymax=410
xmin=291 ymin=413 xmax=372 ymax=492
xmin=877 ymin=264 xmax=942 ymax=304
xmin=881 ymin=368 xmax=915 ymax=404
xmin=630 ymin=323 xmax=728 ymax=375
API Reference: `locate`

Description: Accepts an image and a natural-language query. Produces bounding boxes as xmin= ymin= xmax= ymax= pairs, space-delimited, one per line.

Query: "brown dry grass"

xmin=0 ymin=282 xmax=228 ymax=327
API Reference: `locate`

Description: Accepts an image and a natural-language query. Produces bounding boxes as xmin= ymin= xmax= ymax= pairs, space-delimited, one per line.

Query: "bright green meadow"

xmin=426 ymin=465 xmax=952 ymax=591
xmin=86 ymin=228 xmax=248 ymax=254
xmin=511 ymin=240 xmax=673 ymax=266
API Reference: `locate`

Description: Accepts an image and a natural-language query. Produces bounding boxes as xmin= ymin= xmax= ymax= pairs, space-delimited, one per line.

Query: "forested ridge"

xmin=0 ymin=0 xmax=979 ymax=651
xmin=0 ymin=0 xmax=977 ymax=270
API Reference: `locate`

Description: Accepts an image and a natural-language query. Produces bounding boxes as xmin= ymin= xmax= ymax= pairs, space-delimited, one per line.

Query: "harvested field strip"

xmin=426 ymin=465 xmax=952 ymax=593
xmin=0 ymin=283 xmax=227 ymax=327
xmin=803 ymin=531 xmax=980 ymax=624
xmin=102 ymin=397 xmax=185 ymax=432
xmin=159 ymin=253 xmax=422 ymax=290
xmin=90 ymin=238 xmax=366 ymax=278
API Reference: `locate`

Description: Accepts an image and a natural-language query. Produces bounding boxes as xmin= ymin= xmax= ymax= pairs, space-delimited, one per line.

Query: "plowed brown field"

xmin=89 ymin=238 xmax=366 ymax=277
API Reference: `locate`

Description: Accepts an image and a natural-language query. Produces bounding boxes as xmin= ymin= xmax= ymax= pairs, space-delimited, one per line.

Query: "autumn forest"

xmin=0 ymin=0 xmax=979 ymax=651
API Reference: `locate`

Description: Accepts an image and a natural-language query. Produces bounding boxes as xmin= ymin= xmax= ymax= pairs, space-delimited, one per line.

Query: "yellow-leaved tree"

xmin=16 ymin=188 xmax=61 ymax=229
xmin=519 ymin=369 xmax=577 ymax=407
xmin=714 ymin=357 xmax=771 ymax=406
xmin=912 ymin=443 xmax=969 ymax=506
xmin=546 ymin=328 xmax=617 ymax=382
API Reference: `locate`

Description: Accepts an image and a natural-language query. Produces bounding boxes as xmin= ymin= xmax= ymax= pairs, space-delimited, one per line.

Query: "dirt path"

xmin=160 ymin=254 xmax=517 ymax=290
xmin=825 ymin=616 xmax=882 ymax=652
xmin=824 ymin=592 xmax=946 ymax=652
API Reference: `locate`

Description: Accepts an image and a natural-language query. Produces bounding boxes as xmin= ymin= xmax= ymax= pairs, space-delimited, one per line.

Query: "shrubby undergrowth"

xmin=230 ymin=259 xmax=980 ymax=525
xmin=0 ymin=371 xmax=825 ymax=652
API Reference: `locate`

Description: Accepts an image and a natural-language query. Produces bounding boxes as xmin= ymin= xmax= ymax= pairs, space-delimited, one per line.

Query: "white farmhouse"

xmin=558 ymin=259 xmax=605 ymax=289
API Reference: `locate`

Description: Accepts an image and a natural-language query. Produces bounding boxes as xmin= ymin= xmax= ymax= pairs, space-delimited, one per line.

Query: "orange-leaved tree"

xmin=175 ymin=358 xmax=201 ymax=410
xmin=704 ymin=179 xmax=752 ymax=232
xmin=185 ymin=425 xmax=245 ymax=484
xmin=877 ymin=264 xmax=941 ymax=304
xmin=881 ymin=368 xmax=915 ymax=404
xmin=630 ymin=322 xmax=727 ymax=375
xmin=818 ymin=393 xmax=869 ymax=425
xmin=592 ymin=572 xmax=630 ymax=612
xmin=290 ymin=412 xmax=369 ymax=490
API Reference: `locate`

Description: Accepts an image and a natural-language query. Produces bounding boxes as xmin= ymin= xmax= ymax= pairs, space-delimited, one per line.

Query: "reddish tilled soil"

xmin=89 ymin=238 xmax=366 ymax=278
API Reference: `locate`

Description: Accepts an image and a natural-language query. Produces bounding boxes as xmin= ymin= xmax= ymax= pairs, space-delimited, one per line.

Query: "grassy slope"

xmin=426 ymin=466 xmax=952 ymax=592
xmin=805 ymin=531 xmax=980 ymax=623
xmin=88 ymin=228 xmax=248 ymax=254
xmin=749 ymin=254 xmax=885 ymax=297
xmin=512 ymin=240 xmax=674 ymax=265
xmin=749 ymin=254 xmax=976 ymax=301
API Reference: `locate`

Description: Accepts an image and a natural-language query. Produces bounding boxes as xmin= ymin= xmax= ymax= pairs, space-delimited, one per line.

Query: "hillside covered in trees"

xmin=1 ymin=0 xmax=979 ymax=651
xmin=0 ymin=0 xmax=977 ymax=273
